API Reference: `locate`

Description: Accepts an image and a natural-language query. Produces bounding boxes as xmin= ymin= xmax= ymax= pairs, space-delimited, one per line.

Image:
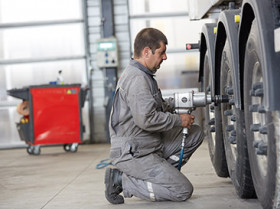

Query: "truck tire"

xmin=203 ymin=51 xmax=229 ymax=177
xmin=220 ymin=40 xmax=255 ymax=198
xmin=244 ymin=20 xmax=280 ymax=208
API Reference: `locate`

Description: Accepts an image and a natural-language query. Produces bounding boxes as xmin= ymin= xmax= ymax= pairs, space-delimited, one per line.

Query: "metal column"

xmin=101 ymin=0 xmax=117 ymax=143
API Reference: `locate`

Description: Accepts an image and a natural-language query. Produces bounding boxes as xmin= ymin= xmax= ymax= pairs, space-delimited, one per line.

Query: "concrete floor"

xmin=0 ymin=140 xmax=262 ymax=209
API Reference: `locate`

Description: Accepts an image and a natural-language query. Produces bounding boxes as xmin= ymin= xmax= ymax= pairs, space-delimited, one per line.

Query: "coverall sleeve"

xmin=162 ymin=97 xmax=175 ymax=112
xmin=127 ymin=75 xmax=181 ymax=132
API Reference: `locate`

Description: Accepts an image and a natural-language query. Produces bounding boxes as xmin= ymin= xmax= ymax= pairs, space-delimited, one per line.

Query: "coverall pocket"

xmin=127 ymin=141 xmax=140 ymax=158
xmin=127 ymin=139 xmax=162 ymax=158
xmin=110 ymin=148 xmax=121 ymax=158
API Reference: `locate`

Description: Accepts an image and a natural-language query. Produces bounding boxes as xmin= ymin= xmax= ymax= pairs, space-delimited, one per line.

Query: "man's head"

xmin=133 ymin=28 xmax=168 ymax=73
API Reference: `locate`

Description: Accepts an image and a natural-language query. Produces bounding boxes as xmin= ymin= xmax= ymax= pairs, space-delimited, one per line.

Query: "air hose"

xmin=96 ymin=158 xmax=112 ymax=169
xmin=177 ymin=128 xmax=188 ymax=171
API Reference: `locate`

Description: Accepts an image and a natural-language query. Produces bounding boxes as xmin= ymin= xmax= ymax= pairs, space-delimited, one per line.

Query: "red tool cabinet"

xmin=7 ymin=84 xmax=87 ymax=155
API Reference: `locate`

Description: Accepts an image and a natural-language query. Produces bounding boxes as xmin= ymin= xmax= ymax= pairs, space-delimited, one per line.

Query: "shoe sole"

xmin=104 ymin=168 xmax=124 ymax=204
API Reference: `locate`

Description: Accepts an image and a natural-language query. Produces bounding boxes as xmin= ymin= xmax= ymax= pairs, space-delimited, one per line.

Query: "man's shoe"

xmin=105 ymin=168 xmax=124 ymax=204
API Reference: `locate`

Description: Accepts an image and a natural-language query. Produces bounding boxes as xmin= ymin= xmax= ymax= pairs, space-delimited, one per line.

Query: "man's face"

xmin=146 ymin=42 xmax=167 ymax=73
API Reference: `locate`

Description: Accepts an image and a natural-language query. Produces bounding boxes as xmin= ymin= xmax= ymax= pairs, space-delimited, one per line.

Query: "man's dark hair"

xmin=134 ymin=28 xmax=168 ymax=58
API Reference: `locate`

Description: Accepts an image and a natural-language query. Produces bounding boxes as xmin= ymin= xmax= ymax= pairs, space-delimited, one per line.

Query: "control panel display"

xmin=97 ymin=38 xmax=118 ymax=68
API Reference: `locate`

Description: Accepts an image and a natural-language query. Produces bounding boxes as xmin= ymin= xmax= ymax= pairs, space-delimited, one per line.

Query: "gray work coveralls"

xmin=109 ymin=59 xmax=203 ymax=201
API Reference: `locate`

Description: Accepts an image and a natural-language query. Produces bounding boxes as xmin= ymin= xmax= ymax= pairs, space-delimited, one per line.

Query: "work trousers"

xmin=115 ymin=124 xmax=204 ymax=201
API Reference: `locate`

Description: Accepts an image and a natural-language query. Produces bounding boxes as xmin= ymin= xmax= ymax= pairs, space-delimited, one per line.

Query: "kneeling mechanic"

xmin=105 ymin=27 xmax=204 ymax=204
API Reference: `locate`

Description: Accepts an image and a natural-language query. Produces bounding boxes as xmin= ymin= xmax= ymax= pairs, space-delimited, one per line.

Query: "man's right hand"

xmin=180 ymin=114 xmax=195 ymax=129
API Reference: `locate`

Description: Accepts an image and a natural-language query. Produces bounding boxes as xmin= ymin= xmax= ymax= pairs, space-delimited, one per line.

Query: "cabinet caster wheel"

xmin=64 ymin=144 xmax=71 ymax=152
xmin=27 ymin=145 xmax=34 ymax=155
xmin=27 ymin=145 xmax=41 ymax=155
xmin=70 ymin=143 xmax=78 ymax=153
xmin=33 ymin=145 xmax=41 ymax=155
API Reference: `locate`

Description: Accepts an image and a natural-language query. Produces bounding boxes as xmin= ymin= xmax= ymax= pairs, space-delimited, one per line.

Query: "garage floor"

xmin=0 ymin=140 xmax=262 ymax=209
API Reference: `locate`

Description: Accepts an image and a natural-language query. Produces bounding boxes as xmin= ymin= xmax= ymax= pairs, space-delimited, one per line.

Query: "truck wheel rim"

xmin=224 ymin=69 xmax=237 ymax=161
xmin=207 ymin=73 xmax=216 ymax=147
xmin=251 ymin=61 xmax=267 ymax=176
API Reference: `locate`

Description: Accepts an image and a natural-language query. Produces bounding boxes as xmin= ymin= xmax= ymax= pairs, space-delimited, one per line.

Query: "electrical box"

xmin=97 ymin=37 xmax=118 ymax=68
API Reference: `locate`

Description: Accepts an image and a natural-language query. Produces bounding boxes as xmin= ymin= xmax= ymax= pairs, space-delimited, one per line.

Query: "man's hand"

xmin=180 ymin=114 xmax=195 ymax=129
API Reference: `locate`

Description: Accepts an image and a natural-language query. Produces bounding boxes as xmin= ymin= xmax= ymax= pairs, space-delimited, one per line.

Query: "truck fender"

xmin=239 ymin=0 xmax=280 ymax=111
xmin=199 ymin=23 xmax=216 ymax=98
xmin=214 ymin=9 xmax=241 ymax=108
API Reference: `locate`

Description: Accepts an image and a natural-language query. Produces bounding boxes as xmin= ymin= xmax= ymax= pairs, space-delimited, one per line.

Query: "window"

xmin=0 ymin=24 xmax=84 ymax=60
xmin=0 ymin=0 xmax=81 ymax=23
xmin=0 ymin=0 xmax=86 ymax=102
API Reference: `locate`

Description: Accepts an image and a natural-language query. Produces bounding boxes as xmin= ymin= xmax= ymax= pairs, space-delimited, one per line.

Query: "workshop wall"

xmin=86 ymin=0 xmax=131 ymax=143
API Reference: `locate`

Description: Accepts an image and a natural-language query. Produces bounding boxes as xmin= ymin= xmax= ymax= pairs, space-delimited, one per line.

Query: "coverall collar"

xmin=130 ymin=59 xmax=155 ymax=77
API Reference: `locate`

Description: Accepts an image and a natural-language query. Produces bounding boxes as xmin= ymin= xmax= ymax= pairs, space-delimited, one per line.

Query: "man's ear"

xmin=142 ymin=47 xmax=151 ymax=58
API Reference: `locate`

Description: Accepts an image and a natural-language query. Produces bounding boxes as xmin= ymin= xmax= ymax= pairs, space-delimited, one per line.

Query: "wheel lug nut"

xmin=256 ymin=141 xmax=267 ymax=155
xmin=230 ymin=115 xmax=236 ymax=122
xmin=210 ymin=127 xmax=215 ymax=132
xmin=253 ymin=82 xmax=263 ymax=90
xmin=249 ymin=104 xmax=259 ymax=112
xmin=228 ymin=136 xmax=236 ymax=144
xmin=253 ymin=140 xmax=260 ymax=148
xmin=208 ymin=118 xmax=215 ymax=125
xmin=225 ymin=87 xmax=234 ymax=95
xmin=250 ymin=123 xmax=260 ymax=132
xmin=255 ymin=89 xmax=263 ymax=97
xmin=229 ymin=99 xmax=235 ymax=105
xmin=226 ymin=125 xmax=234 ymax=132
xmin=224 ymin=110 xmax=233 ymax=116
xmin=259 ymin=126 xmax=267 ymax=134
xmin=250 ymin=89 xmax=255 ymax=96
xmin=258 ymin=106 xmax=266 ymax=113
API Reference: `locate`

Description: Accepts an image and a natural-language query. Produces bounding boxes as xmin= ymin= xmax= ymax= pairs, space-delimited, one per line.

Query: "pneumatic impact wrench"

xmin=173 ymin=91 xmax=229 ymax=171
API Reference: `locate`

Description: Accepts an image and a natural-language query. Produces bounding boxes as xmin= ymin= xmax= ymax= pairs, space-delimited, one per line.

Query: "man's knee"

xmin=169 ymin=181 xmax=193 ymax=201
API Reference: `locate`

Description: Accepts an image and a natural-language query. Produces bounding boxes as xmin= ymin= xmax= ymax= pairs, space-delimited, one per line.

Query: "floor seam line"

xmin=40 ymin=159 xmax=95 ymax=209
